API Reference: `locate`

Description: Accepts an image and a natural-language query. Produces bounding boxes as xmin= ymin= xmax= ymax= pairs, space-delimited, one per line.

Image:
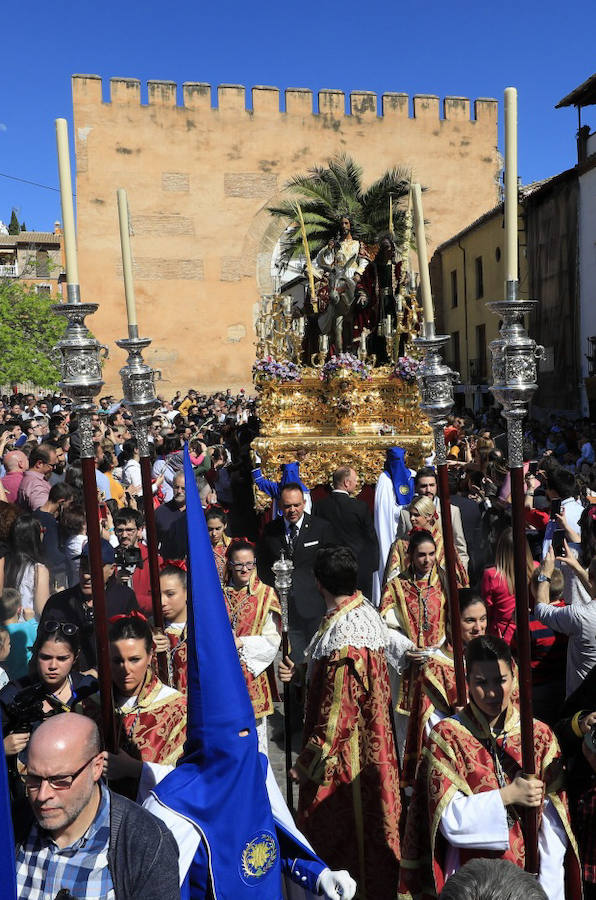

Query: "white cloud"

xmin=0 ymin=123 xmax=7 ymax=132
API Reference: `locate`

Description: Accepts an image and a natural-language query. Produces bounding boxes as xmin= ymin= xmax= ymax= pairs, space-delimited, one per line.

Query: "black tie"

xmin=288 ymin=523 xmax=299 ymax=554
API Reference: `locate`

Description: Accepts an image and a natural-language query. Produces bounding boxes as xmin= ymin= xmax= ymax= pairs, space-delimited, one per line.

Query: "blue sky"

xmin=1 ymin=0 xmax=594 ymax=231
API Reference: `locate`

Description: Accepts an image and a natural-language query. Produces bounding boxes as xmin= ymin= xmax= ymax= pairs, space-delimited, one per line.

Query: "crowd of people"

xmin=1 ymin=386 xmax=596 ymax=898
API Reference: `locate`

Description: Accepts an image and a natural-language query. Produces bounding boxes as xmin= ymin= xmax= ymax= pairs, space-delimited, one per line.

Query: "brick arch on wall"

xmin=241 ymin=193 xmax=289 ymax=295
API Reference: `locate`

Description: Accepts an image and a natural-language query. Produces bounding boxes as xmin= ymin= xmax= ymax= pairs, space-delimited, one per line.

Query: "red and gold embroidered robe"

xmin=165 ymin=624 xmax=188 ymax=694
xmin=114 ymin=672 xmax=187 ymax=767
xmin=224 ymin=572 xmax=281 ymax=719
xmin=385 ymin=524 xmax=469 ymax=589
xmin=402 ymin=654 xmax=522 ymax=788
xmin=399 ymin=702 xmax=581 ymax=900
xmin=212 ymin=535 xmax=231 ymax=586
xmin=381 ymin=566 xmax=447 ymax=716
xmin=296 ymin=593 xmax=401 ymax=900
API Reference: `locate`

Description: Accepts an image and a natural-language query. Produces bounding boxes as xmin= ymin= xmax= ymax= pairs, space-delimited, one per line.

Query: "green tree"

xmin=8 ymin=211 xmax=19 ymax=235
xmin=20 ymin=221 xmax=26 ymax=232
xmin=268 ymin=154 xmax=412 ymax=265
xmin=0 ymin=282 xmax=65 ymax=387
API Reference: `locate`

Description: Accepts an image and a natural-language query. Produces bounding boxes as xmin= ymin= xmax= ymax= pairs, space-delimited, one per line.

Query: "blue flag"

xmin=153 ymin=447 xmax=283 ymax=898
xmin=0 ymin=728 xmax=17 ymax=898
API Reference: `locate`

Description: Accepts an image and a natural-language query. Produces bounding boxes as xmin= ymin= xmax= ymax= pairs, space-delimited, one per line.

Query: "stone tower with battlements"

xmin=72 ymin=75 xmax=499 ymax=392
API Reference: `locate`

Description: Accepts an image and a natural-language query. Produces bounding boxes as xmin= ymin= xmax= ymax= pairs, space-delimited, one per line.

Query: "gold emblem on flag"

xmin=241 ymin=831 xmax=278 ymax=879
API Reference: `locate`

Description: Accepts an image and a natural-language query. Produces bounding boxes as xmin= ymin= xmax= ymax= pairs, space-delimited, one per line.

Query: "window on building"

xmin=36 ymin=284 xmax=51 ymax=297
xmin=475 ymin=256 xmax=484 ymax=299
xmin=451 ymin=330 xmax=460 ymax=375
xmin=476 ymin=323 xmax=487 ymax=379
xmin=36 ymin=250 xmax=50 ymax=278
xmin=450 ymin=270 xmax=458 ymax=308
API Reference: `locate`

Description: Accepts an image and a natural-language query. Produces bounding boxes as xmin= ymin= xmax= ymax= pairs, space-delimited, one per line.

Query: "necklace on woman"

xmin=413 ymin=569 xmax=433 ymax=633
xmin=48 ymin=674 xmax=73 ymax=705
xmin=224 ymin=584 xmax=251 ymax=632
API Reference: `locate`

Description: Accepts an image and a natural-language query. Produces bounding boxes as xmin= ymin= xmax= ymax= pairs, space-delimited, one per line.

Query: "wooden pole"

xmin=139 ymin=454 xmax=169 ymax=683
xmin=435 ymin=462 xmax=467 ymax=707
xmin=81 ymin=456 xmax=116 ymax=751
xmin=510 ymin=464 xmax=539 ymax=873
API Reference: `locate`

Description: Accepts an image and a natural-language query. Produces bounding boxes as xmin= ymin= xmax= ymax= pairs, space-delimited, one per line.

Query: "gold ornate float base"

xmin=252 ymin=367 xmax=432 ymax=504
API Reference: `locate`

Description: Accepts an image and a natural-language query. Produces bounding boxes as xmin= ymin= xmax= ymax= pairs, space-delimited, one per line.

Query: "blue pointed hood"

xmin=0 ymin=731 xmax=16 ymax=898
xmin=384 ymin=446 xmax=415 ymax=504
xmin=279 ymin=461 xmax=308 ymax=494
xmin=153 ymin=446 xmax=282 ymax=898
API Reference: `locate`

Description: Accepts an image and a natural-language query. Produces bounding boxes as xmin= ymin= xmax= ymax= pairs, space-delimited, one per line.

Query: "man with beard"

xmin=356 ymin=234 xmax=402 ymax=362
xmin=46 ymin=436 xmax=69 ymax=485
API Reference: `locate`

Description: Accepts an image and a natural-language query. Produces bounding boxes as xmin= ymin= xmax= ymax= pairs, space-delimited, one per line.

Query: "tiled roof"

xmin=0 ymin=232 xmax=61 ymax=245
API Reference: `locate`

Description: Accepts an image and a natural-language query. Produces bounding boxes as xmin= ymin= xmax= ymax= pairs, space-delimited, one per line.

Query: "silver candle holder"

xmin=116 ymin=331 xmax=160 ymax=456
xmin=487 ymin=282 xmax=543 ymax=467
xmin=272 ymin=551 xmax=294 ymax=633
xmin=53 ymin=299 xmax=109 ymax=455
xmin=414 ymin=322 xmax=459 ymax=464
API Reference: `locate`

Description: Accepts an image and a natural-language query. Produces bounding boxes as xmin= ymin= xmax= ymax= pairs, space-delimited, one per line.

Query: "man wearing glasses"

xmin=16 ymin=445 xmax=57 ymax=512
xmin=113 ymin=508 xmax=162 ymax=617
xmin=15 ymin=713 xmax=180 ymax=899
xmin=223 ymin=539 xmax=281 ymax=754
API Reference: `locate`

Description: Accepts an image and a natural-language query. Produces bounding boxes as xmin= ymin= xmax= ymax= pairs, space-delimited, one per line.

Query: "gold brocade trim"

xmin=350 ymin=725 xmax=367 ymax=900
xmin=159 ymin=718 xmax=187 ymax=766
xmin=298 ymin=646 xmax=351 ymax=784
xmin=114 ymin=674 xmax=183 ymax=716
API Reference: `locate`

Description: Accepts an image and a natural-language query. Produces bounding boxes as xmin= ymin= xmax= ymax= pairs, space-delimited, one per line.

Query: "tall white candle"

xmin=117 ymin=188 xmax=137 ymax=329
xmin=55 ymin=119 xmax=79 ymax=289
xmin=504 ymin=87 xmax=518 ymax=288
xmin=411 ymin=183 xmax=434 ymax=325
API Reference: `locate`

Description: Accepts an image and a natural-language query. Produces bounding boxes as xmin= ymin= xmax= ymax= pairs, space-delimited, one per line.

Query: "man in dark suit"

xmin=258 ymin=482 xmax=334 ymax=661
xmin=314 ymin=466 xmax=379 ymax=599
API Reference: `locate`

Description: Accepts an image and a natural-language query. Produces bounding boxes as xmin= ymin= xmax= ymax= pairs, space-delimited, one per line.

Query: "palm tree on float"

xmin=268 ymin=154 xmax=413 ymax=266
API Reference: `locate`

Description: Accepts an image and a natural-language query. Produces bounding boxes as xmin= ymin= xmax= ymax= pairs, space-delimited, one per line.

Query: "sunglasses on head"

xmin=44 ymin=620 xmax=79 ymax=636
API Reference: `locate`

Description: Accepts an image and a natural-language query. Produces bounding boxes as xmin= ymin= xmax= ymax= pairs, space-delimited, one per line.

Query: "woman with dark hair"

xmin=401 ymin=592 xmax=489 ymax=788
xmin=380 ymin=529 xmax=450 ymax=754
xmin=223 ymin=539 xmax=280 ymax=753
xmin=3 ymin=515 xmax=50 ymax=620
xmin=156 ymin=563 xmax=188 ymax=693
xmin=119 ymin=438 xmax=142 ymax=489
xmin=400 ymin=635 xmax=580 ymax=900
xmin=481 ymin=526 xmax=536 ymax=644
xmin=384 ymin=494 xmax=469 ymax=588
xmin=206 ymin=505 xmax=229 ymax=585
xmin=0 ymin=621 xmax=97 ymax=767
xmin=104 ymin=611 xmax=186 ymax=797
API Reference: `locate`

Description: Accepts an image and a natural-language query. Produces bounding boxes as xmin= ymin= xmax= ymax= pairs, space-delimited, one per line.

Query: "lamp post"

xmin=414 ymin=323 xmax=467 ymax=707
xmin=272 ymin=551 xmax=295 ymax=813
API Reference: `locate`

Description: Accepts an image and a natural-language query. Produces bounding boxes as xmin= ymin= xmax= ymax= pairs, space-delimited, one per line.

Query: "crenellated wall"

xmin=72 ymin=74 xmax=499 ymax=392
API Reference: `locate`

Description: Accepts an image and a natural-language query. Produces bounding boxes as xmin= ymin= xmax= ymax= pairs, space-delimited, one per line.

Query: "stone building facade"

xmin=72 ymin=75 xmax=500 ymax=392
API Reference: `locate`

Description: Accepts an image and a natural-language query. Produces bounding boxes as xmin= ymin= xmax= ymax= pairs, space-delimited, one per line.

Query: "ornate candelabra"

xmin=311 ymin=333 xmax=329 ymax=368
xmin=116 ymin=330 xmax=160 ymax=457
xmin=272 ymin=551 xmax=295 ymax=810
xmin=487 ymin=286 xmax=543 ymax=468
xmin=116 ymin=327 xmax=169 ymax=682
xmin=53 ymin=296 xmax=116 ymax=749
xmin=414 ymin=321 xmax=467 ymax=706
xmin=53 ymin=297 xmax=109 ymax=452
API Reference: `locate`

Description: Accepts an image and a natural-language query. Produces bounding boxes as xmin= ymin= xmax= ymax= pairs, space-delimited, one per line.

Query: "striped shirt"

xmin=16 ymin=783 xmax=115 ymax=900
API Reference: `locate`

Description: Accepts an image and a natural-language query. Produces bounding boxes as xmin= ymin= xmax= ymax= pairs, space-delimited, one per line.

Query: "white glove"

xmin=317 ymin=867 xmax=357 ymax=899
